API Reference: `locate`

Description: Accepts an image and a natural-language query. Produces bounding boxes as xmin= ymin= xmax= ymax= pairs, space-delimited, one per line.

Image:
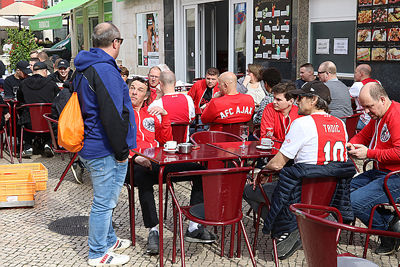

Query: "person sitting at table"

xmin=237 ymin=63 xmax=267 ymax=110
xmin=49 ymin=59 xmax=73 ymax=86
xmin=201 ymin=71 xmax=255 ymax=131
xmin=17 ymin=62 xmax=59 ymax=158
xmin=260 ymin=82 xmax=301 ymax=149
xmin=147 ymin=66 xmax=161 ymax=103
xmin=188 ymin=67 xmax=220 ymax=115
xmin=253 ymin=67 xmax=282 ymax=125
xmin=128 ymin=76 xmax=216 ymax=255
xmin=244 ymin=80 xmax=355 ymax=260
xmin=4 ymin=60 xmax=31 ymax=99
xmin=294 ymin=63 xmax=316 ymax=89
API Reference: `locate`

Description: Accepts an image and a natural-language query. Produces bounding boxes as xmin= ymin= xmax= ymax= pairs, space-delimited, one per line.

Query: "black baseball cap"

xmin=33 ymin=62 xmax=47 ymax=71
xmin=16 ymin=60 xmax=32 ymax=75
xmin=57 ymin=59 xmax=70 ymax=69
xmin=292 ymin=80 xmax=331 ymax=104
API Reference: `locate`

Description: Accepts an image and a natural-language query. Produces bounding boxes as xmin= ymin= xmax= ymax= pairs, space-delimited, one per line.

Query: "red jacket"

xmin=134 ymin=106 xmax=172 ymax=149
xmin=201 ymin=93 xmax=255 ymax=131
xmin=350 ymin=101 xmax=400 ymax=172
xmin=260 ymin=103 xmax=300 ymax=148
xmin=188 ymin=79 xmax=220 ymax=114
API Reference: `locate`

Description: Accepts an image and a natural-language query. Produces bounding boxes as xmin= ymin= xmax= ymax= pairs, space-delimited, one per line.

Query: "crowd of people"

xmin=1 ymin=22 xmax=399 ymax=266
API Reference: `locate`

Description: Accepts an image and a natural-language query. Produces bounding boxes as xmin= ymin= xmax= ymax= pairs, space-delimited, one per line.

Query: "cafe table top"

xmin=207 ymin=141 xmax=277 ymax=160
xmin=133 ymin=143 xmax=239 ymax=165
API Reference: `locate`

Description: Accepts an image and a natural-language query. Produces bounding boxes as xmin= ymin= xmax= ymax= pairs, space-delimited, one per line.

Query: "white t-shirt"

xmin=349 ymin=82 xmax=370 ymax=124
xmin=280 ymin=112 xmax=348 ymax=165
xmin=246 ymin=83 xmax=266 ymax=106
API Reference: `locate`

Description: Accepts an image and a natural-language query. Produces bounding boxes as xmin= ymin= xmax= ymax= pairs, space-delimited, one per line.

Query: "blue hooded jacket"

xmin=74 ymin=48 xmax=136 ymax=161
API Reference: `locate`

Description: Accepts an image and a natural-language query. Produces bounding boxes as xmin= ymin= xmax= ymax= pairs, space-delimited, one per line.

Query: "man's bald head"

xmin=92 ymin=22 xmax=121 ymax=48
xmin=359 ymin=82 xmax=391 ymax=120
xmin=218 ymin=72 xmax=238 ymax=95
xmin=319 ymin=61 xmax=337 ymax=75
xmin=360 ymin=82 xmax=388 ymax=101
xmin=354 ymin=64 xmax=372 ymax=82
xmin=159 ymin=70 xmax=176 ymax=94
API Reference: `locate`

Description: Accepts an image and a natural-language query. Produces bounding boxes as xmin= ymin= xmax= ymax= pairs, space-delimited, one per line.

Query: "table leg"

xmin=13 ymin=103 xmax=17 ymax=157
xmin=159 ymin=166 xmax=165 ymax=267
xmin=129 ymin=159 xmax=136 ymax=246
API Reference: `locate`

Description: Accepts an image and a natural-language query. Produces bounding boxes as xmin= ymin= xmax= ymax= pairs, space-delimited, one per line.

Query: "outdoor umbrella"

xmin=0 ymin=2 xmax=44 ymax=29
xmin=0 ymin=17 xmax=20 ymax=29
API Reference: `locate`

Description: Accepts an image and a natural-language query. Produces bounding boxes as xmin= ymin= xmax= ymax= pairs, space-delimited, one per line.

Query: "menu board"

xmin=253 ymin=0 xmax=292 ymax=62
xmin=356 ymin=0 xmax=400 ymax=62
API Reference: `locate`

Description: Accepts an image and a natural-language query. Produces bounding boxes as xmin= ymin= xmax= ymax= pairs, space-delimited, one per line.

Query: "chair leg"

xmin=252 ymin=204 xmax=263 ymax=254
xmin=229 ymin=223 xmax=236 ymax=258
xmin=221 ymin=226 xmax=225 ymax=257
xmin=172 ymin=204 xmax=177 ymax=264
xmin=272 ymin=238 xmax=279 ymax=267
xmin=348 ymin=219 xmax=356 ymax=245
xmin=4 ymin=130 xmax=13 ymax=164
xmin=19 ymin=129 xmax=24 ymax=163
xmin=0 ymin=133 xmax=3 ymax=158
xmin=54 ymin=153 xmax=78 ymax=191
xmin=125 ymin=184 xmax=133 ymax=244
xmin=240 ymin=220 xmax=257 ymax=267
xmin=237 ymin=222 xmax=242 ymax=258
xmin=164 ymin=184 xmax=171 ymax=220
xmin=178 ymin=211 xmax=186 ymax=267
xmin=129 ymin=159 xmax=135 ymax=246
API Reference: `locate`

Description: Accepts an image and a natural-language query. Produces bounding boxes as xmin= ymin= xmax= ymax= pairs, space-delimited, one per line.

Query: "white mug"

xmin=261 ymin=138 xmax=274 ymax=147
xmin=164 ymin=141 xmax=177 ymax=150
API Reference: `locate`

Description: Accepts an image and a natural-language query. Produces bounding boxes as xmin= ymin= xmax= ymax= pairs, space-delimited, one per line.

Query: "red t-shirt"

xmin=201 ymin=93 xmax=255 ymax=131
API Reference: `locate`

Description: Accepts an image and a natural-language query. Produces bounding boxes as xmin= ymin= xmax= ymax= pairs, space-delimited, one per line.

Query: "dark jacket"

xmin=262 ymin=160 xmax=356 ymax=238
xmin=51 ymin=81 xmax=73 ymax=120
xmin=74 ymin=48 xmax=136 ymax=161
xmin=49 ymin=69 xmax=73 ymax=85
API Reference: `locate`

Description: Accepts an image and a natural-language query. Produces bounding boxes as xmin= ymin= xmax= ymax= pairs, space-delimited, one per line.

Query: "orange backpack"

xmin=57 ymin=75 xmax=84 ymax=152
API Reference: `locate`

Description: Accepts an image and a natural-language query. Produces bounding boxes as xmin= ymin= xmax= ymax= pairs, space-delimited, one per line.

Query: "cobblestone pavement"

xmin=0 ymin=154 xmax=399 ymax=266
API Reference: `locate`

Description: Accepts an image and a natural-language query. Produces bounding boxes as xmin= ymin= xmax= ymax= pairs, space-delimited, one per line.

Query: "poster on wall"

xmin=356 ymin=0 xmax=400 ymax=62
xmin=253 ymin=0 xmax=292 ymax=62
xmin=137 ymin=13 xmax=159 ymax=67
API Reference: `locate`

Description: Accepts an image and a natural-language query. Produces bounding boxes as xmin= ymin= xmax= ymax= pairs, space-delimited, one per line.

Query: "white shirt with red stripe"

xmin=149 ymin=93 xmax=195 ymax=123
xmin=280 ymin=112 xmax=348 ymax=165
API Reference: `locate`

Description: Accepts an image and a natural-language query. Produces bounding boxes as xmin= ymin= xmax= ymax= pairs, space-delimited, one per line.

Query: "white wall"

xmin=309 ymin=0 xmax=356 ymax=22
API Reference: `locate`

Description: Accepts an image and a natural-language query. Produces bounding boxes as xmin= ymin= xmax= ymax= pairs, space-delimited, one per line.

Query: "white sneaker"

xmin=88 ymin=252 xmax=130 ymax=266
xmin=108 ymin=238 xmax=132 ymax=252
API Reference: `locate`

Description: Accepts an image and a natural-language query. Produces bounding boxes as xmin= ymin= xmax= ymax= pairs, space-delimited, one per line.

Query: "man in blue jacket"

xmin=74 ymin=22 xmax=136 ymax=266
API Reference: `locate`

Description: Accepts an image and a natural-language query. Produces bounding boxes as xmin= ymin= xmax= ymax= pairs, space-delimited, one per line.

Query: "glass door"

xmin=184 ymin=5 xmax=198 ymax=83
xmin=229 ymin=0 xmax=253 ymax=74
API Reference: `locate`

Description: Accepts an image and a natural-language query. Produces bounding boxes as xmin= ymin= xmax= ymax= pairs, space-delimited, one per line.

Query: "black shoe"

xmin=21 ymin=148 xmax=33 ymax=158
xmin=184 ymin=225 xmax=217 ymax=243
xmin=146 ymin=230 xmax=159 ymax=255
xmin=44 ymin=144 xmax=55 ymax=158
xmin=375 ymin=235 xmax=398 ymax=255
xmin=71 ymin=161 xmax=84 ymax=184
xmin=275 ymin=229 xmax=302 ymax=260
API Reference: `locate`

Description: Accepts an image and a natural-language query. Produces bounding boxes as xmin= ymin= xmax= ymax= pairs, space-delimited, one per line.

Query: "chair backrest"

xmin=301 ymin=177 xmax=337 ymax=216
xmin=21 ymin=103 xmax=52 ymax=132
xmin=190 ymin=131 xmax=242 ymax=145
xmin=171 ymin=121 xmax=191 ymax=143
xmin=221 ymin=122 xmax=248 ymax=136
xmin=340 ymin=113 xmax=361 ymax=140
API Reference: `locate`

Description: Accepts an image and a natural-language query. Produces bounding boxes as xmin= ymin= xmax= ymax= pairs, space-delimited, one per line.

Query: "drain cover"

xmin=48 ymin=216 xmax=117 ymax=236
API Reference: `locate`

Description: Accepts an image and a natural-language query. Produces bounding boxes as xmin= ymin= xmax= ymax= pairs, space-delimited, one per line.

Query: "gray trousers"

xmin=243 ymin=181 xmax=277 ymax=220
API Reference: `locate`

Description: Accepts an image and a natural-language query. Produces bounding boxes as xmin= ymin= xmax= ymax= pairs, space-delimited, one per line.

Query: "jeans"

xmin=356 ymin=118 xmax=367 ymax=130
xmin=243 ymin=181 xmax=277 ymax=220
xmin=80 ymin=154 xmax=128 ymax=259
xmin=350 ymin=169 xmax=400 ymax=230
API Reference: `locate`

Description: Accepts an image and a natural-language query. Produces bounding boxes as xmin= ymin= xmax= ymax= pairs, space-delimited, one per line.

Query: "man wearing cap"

xmin=3 ymin=60 xmax=31 ymax=99
xmin=17 ymin=61 xmax=60 ymax=158
xmin=49 ymin=59 xmax=73 ymax=86
xmin=249 ymin=80 xmax=355 ymax=260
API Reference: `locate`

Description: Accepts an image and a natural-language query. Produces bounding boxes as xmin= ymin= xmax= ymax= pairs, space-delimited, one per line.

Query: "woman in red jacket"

xmin=127 ymin=77 xmax=216 ymax=255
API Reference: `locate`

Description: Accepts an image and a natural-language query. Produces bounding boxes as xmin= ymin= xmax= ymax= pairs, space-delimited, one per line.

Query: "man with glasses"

xmin=73 ymin=22 xmax=136 ymax=266
xmin=147 ymin=66 xmax=161 ymax=103
xmin=251 ymin=80 xmax=354 ymax=260
xmin=317 ymin=61 xmax=352 ymax=119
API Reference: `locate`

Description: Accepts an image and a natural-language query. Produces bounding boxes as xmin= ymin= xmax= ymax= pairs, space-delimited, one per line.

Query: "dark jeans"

xmin=131 ymin=161 xmax=204 ymax=228
xmin=243 ymin=181 xmax=277 ymax=220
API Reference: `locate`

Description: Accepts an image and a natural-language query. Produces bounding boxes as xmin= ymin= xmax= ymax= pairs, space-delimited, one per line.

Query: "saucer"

xmin=256 ymin=145 xmax=273 ymax=150
xmin=163 ymin=148 xmax=177 ymax=153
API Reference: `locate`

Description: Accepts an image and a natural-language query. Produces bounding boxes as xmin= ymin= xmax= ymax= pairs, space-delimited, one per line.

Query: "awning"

xmin=29 ymin=0 xmax=92 ymax=31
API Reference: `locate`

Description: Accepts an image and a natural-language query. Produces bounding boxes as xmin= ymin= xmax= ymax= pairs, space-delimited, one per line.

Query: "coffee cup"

xmin=164 ymin=141 xmax=177 ymax=150
xmin=261 ymin=138 xmax=274 ymax=147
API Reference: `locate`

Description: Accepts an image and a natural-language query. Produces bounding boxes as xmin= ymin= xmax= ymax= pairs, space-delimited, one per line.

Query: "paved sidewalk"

xmin=0 ymin=154 xmax=399 ymax=266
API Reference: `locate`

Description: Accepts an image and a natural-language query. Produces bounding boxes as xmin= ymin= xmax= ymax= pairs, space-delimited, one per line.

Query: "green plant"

xmin=6 ymin=29 xmax=40 ymax=71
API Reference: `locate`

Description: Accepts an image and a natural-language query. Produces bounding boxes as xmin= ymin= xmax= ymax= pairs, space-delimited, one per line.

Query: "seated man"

xmin=294 ymin=63 xmax=315 ymax=89
xmin=147 ymin=66 xmax=161 ymax=103
xmin=201 ymin=72 xmax=255 ymax=131
xmin=149 ymin=71 xmax=195 ymax=141
xmin=260 ymin=82 xmax=301 ymax=148
xmin=4 ymin=60 xmax=31 ymax=99
xmin=188 ymin=67 xmax=220 ymax=115
xmin=17 ymin=62 xmax=60 ymax=158
xmin=129 ymin=77 xmax=216 ymax=255
xmin=49 ymin=59 xmax=73 ymax=86
xmin=244 ymin=80 xmax=355 ymax=260
xmin=349 ymin=64 xmax=379 ymax=130
xmin=347 ymin=82 xmax=400 ymax=255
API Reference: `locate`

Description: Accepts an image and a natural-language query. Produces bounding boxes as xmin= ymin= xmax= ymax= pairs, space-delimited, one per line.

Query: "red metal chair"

xmin=290 ymin=203 xmax=398 ymax=267
xmin=0 ymin=103 xmax=13 ymax=163
xmin=340 ymin=113 xmax=361 ymax=140
xmin=43 ymin=113 xmax=78 ymax=191
xmin=252 ymin=170 xmax=338 ymax=266
xmin=171 ymin=121 xmax=191 ymax=143
xmin=221 ymin=122 xmax=249 ymax=136
xmin=17 ymin=103 xmax=52 ymax=163
xmin=167 ymin=167 xmax=256 ymax=267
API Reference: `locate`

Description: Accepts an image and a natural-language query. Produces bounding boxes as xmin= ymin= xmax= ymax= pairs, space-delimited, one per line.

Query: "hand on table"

xmin=135 ymin=156 xmax=152 ymax=170
xmin=347 ymin=143 xmax=368 ymax=159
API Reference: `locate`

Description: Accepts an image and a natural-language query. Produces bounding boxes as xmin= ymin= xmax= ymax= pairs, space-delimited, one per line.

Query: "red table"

xmin=130 ymin=144 xmax=239 ymax=267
